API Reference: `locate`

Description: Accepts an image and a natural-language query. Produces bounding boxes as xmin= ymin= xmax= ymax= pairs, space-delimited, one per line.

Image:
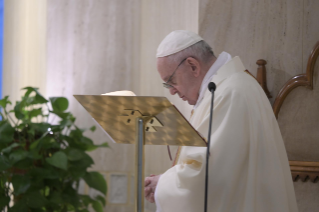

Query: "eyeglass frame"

xmin=162 ymin=57 xmax=189 ymax=89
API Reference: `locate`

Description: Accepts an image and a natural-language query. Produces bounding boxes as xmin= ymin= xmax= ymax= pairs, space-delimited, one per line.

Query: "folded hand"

xmin=144 ymin=174 xmax=161 ymax=203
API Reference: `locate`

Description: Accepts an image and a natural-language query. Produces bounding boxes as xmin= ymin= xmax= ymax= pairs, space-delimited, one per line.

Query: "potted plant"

xmin=0 ymin=87 xmax=108 ymax=212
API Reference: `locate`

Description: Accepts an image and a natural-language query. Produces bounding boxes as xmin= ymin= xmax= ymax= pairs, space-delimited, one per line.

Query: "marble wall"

xmin=46 ymin=1 xmax=140 ymax=211
xmin=199 ymin=0 xmax=319 ymax=211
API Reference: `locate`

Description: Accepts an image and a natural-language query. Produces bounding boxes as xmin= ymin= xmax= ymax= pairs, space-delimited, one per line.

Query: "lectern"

xmin=74 ymin=95 xmax=206 ymax=212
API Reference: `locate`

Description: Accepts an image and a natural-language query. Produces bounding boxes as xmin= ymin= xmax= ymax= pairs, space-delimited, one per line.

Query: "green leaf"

xmin=59 ymin=119 xmax=73 ymax=128
xmin=27 ymin=127 xmax=35 ymax=137
xmin=67 ymin=204 xmax=75 ymax=211
xmin=31 ymin=136 xmax=58 ymax=151
xmin=50 ymin=97 xmax=69 ymax=112
xmin=69 ymin=127 xmax=83 ymax=139
xmin=44 ymin=186 xmax=50 ymax=196
xmin=62 ymin=185 xmax=79 ymax=207
xmin=39 ymin=137 xmax=60 ymax=150
xmin=0 ymin=96 xmax=11 ymax=109
xmin=49 ymin=191 xmax=63 ymax=205
xmin=12 ymin=175 xmax=31 ymax=195
xmin=33 ymin=93 xmax=49 ymax=104
xmin=69 ymin=131 xmax=98 ymax=151
xmin=86 ymin=142 xmax=109 ymax=152
xmin=79 ymin=137 xmax=94 ymax=150
xmin=9 ymin=150 xmax=29 ymax=164
xmin=83 ymin=172 xmax=107 ymax=195
xmin=29 ymin=139 xmax=40 ymax=150
xmin=73 ymin=153 xmax=93 ymax=169
xmin=9 ymin=197 xmax=28 ymax=212
xmin=50 ymin=111 xmax=70 ymax=119
xmin=30 ymin=167 xmax=60 ymax=179
xmin=14 ymin=158 xmax=33 ymax=169
xmin=96 ymin=142 xmax=109 ymax=148
xmin=22 ymin=86 xmax=36 ymax=97
xmin=45 ymin=179 xmax=61 ymax=188
xmin=29 ymin=108 xmax=42 ymax=118
xmin=28 ymin=149 xmax=42 ymax=160
xmin=29 ymin=122 xmax=51 ymax=135
xmin=0 ymin=193 xmax=10 ymax=209
xmin=80 ymin=195 xmax=93 ymax=207
xmin=1 ymin=143 xmax=19 ymax=153
xmin=95 ymin=195 xmax=106 ymax=207
xmin=90 ymin=126 xmax=96 ymax=132
xmin=26 ymin=191 xmax=48 ymax=208
xmin=22 ymin=87 xmax=48 ymax=104
xmin=69 ymin=153 xmax=94 ymax=178
xmin=50 ymin=124 xmax=63 ymax=133
xmin=46 ymin=151 xmax=68 ymax=170
xmin=0 ymin=122 xmax=14 ymax=143
xmin=14 ymin=101 xmax=25 ymax=119
xmin=92 ymin=201 xmax=104 ymax=212
xmin=67 ymin=148 xmax=85 ymax=161
xmin=0 ymin=155 xmax=11 ymax=171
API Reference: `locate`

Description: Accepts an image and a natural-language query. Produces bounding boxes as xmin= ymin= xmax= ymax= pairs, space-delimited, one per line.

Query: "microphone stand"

xmin=204 ymin=82 xmax=216 ymax=212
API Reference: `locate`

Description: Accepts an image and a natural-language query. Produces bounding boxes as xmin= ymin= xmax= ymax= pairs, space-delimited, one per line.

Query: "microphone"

xmin=204 ymin=82 xmax=216 ymax=212
xmin=208 ymin=82 xmax=216 ymax=92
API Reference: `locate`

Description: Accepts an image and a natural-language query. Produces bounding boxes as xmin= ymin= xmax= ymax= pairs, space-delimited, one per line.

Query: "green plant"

xmin=0 ymin=87 xmax=108 ymax=212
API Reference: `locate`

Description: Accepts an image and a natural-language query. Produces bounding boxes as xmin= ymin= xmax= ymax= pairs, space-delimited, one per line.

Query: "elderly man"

xmin=144 ymin=30 xmax=298 ymax=212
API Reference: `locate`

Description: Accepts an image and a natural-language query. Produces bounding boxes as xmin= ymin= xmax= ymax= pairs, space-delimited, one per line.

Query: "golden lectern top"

xmin=74 ymin=95 xmax=206 ymax=147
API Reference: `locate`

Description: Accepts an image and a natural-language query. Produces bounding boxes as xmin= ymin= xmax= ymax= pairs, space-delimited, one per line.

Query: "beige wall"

xmin=199 ymin=0 xmax=319 ymax=211
xmin=3 ymin=0 xmax=47 ymax=105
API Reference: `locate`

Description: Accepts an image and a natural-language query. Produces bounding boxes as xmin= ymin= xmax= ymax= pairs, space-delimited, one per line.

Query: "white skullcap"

xmin=156 ymin=30 xmax=203 ymax=58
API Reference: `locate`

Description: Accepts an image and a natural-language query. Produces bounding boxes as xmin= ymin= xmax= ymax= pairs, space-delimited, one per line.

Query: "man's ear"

xmin=187 ymin=57 xmax=201 ymax=77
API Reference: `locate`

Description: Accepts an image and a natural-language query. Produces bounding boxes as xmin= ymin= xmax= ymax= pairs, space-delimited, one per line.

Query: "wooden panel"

xmin=253 ymin=41 xmax=319 ymax=183
xmin=273 ymin=41 xmax=319 ymax=118
xmin=290 ymin=161 xmax=319 ymax=183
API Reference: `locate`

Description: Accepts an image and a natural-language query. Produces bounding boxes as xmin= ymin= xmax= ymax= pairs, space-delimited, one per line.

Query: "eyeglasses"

xmin=163 ymin=57 xmax=188 ymax=89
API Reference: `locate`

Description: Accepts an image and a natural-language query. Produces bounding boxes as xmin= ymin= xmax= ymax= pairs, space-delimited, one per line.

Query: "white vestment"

xmin=155 ymin=57 xmax=298 ymax=212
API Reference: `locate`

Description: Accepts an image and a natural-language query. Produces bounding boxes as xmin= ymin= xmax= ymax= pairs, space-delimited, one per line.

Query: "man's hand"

xmin=144 ymin=174 xmax=161 ymax=203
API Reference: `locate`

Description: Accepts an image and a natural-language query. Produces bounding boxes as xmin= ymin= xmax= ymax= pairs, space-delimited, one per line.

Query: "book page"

xmin=101 ymin=90 xmax=136 ymax=96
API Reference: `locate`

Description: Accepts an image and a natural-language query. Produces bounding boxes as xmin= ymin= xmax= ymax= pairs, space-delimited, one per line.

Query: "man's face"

xmin=157 ymin=57 xmax=200 ymax=105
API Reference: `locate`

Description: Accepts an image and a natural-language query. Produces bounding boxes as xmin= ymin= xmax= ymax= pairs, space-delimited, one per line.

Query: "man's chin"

xmin=180 ymin=96 xmax=195 ymax=105
xmin=187 ymin=99 xmax=196 ymax=105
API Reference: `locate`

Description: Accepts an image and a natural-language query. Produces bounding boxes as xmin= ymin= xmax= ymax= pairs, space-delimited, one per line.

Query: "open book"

xmin=101 ymin=90 xmax=136 ymax=96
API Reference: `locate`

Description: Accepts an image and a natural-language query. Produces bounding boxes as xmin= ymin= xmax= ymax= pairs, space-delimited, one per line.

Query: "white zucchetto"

xmin=156 ymin=30 xmax=203 ymax=58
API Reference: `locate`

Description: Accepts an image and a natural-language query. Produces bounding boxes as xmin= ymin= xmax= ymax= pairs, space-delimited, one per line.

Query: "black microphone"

xmin=204 ymin=82 xmax=216 ymax=212
xmin=208 ymin=82 xmax=216 ymax=92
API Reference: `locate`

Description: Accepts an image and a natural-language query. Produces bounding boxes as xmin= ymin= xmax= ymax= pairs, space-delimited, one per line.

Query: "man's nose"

xmin=169 ymin=87 xmax=177 ymax=95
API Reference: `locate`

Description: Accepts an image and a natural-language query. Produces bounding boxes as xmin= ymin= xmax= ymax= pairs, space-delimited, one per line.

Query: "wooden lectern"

xmin=74 ymin=95 xmax=206 ymax=212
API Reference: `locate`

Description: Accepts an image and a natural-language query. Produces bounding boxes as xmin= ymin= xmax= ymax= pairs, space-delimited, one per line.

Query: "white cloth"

xmin=155 ymin=57 xmax=298 ymax=212
xmin=194 ymin=51 xmax=232 ymax=109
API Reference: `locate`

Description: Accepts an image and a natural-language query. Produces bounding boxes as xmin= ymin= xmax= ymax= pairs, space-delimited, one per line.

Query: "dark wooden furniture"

xmin=254 ymin=41 xmax=319 ymax=183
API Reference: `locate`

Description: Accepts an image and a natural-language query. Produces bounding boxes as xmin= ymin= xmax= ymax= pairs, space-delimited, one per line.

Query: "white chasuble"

xmin=154 ymin=57 xmax=298 ymax=212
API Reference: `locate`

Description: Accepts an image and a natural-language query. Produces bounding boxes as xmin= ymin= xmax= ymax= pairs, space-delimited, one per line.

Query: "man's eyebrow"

xmin=163 ymin=76 xmax=169 ymax=82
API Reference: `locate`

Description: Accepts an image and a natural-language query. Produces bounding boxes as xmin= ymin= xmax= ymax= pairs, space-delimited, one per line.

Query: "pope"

xmin=144 ymin=30 xmax=298 ymax=212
